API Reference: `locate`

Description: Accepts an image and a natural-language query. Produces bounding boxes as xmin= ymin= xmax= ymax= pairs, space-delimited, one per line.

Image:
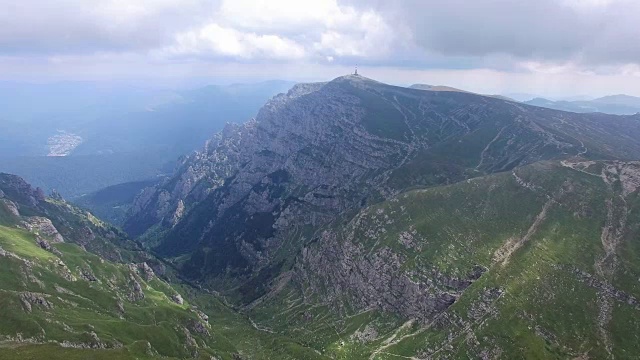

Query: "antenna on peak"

xmin=354 ymin=65 xmax=358 ymax=76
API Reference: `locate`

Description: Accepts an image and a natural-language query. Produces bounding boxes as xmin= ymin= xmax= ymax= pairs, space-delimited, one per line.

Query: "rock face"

xmin=22 ymin=216 xmax=65 ymax=243
xmin=170 ymin=200 xmax=185 ymax=227
xmin=125 ymin=75 xmax=640 ymax=302
xmin=0 ymin=173 xmax=45 ymax=207
xmin=171 ymin=294 xmax=184 ymax=305
xmin=20 ymin=292 xmax=54 ymax=313
xmin=79 ymin=267 xmax=98 ymax=282
xmin=138 ymin=262 xmax=155 ymax=281
xmin=35 ymin=236 xmax=62 ymax=256
xmin=296 ymin=226 xmax=485 ymax=323
xmin=128 ymin=262 xmax=156 ymax=281
xmin=128 ymin=276 xmax=145 ymax=302
xmin=1 ymin=198 xmax=20 ymax=217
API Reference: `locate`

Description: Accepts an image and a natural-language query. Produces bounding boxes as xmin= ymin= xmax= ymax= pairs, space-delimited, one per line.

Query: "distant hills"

xmin=525 ymin=94 xmax=640 ymax=115
xmin=411 ymin=83 xmax=640 ymax=115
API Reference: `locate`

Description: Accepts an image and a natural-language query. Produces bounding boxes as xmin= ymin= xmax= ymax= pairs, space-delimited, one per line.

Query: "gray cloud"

xmin=350 ymin=0 xmax=640 ymax=67
xmin=0 ymin=0 xmax=639 ymax=87
xmin=0 ymin=0 xmax=214 ymax=54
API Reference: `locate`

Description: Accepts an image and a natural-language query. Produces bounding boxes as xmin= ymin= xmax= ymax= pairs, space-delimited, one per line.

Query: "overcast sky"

xmin=1 ymin=0 xmax=640 ymax=97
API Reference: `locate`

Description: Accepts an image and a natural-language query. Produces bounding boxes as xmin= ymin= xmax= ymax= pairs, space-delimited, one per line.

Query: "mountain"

xmin=593 ymin=94 xmax=640 ymax=107
xmin=0 ymin=173 xmax=333 ymax=359
xmin=70 ymin=80 xmax=296 ymax=157
xmin=123 ymin=73 xmax=640 ymax=293
xmin=0 ymin=81 xmax=172 ymax=157
xmin=525 ymin=94 xmax=640 ymax=115
xmin=504 ymin=92 xmax=542 ymax=102
xmin=0 ymin=81 xmax=294 ymax=197
xmin=120 ymin=74 xmax=640 ymax=358
xmin=0 ymin=80 xmax=295 ymax=157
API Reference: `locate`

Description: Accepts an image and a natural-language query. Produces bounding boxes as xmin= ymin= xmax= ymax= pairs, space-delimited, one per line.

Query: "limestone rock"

xmin=171 ymin=294 xmax=184 ymax=305
xmin=138 ymin=262 xmax=155 ymax=281
xmin=1 ymin=199 xmax=19 ymax=217
xmin=79 ymin=267 xmax=98 ymax=282
xmin=170 ymin=200 xmax=185 ymax=227
xmin=20 ymin=292 xmax=54 ymax=313
xmin=21 ymin=217 xmax=64 ymax=243
xmin=190 ymin=319 xmax=210 ymax=336
xmin=128 ymin=277 xmax=145 ymax=302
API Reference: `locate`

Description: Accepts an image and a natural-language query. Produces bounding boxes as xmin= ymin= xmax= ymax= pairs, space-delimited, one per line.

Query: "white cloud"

xmin=218 ymin=0 xmax=355 ymax=32
xmin=0 ymin=0 xmax=212 ymax=53
xmin=561 ymin=0 xmax=616 ymax=10
xmin=312 ymin=10 xmax=397 ymax=58
xmin=163 ymin=0 xmax=397 ymax=62
xmin=168 ymin=24 xmax=306 ymax=60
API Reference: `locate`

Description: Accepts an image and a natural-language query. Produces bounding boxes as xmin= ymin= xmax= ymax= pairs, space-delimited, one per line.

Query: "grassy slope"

xmin=248 ymin=161 xmax=640 ymax=359
xmin=0 ymin=179 xmax=330 ymax=359
xmin=0 ymin=220 xmax=332 ymax=359
xmin=4 ymin=154 xmax=640 ymax=358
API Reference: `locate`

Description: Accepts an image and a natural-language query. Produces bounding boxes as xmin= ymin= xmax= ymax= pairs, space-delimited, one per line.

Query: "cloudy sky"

xmin=1 ymin=0 xmax=640 ymax=97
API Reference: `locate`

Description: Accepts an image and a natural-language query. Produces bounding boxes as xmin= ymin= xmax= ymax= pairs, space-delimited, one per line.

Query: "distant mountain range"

xmin=411 ymin=83 xmax=640 ymax=115
xmin=525 ymin=94 xmax=640 ymax=115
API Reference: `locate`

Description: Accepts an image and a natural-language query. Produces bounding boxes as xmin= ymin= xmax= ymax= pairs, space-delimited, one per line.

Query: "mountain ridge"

xmin=125 ymin=75 xmax=640 ymax=303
